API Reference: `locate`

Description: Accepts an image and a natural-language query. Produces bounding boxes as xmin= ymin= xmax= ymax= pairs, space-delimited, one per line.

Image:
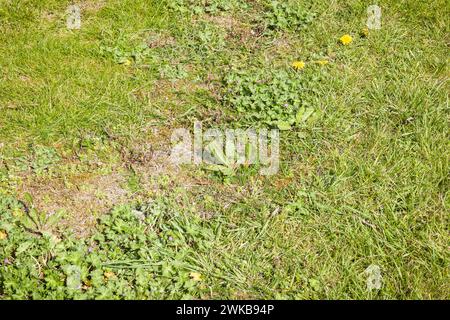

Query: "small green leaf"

xmin=206 ymin=165 xmax=235 ymax=176
xmin=309 ymin=278 xmax=321 ymax=291
xmin=277 ymin=120 xmax=292 ymax=130
xmin=296 ymin=106 xmax=315 ymax=124
xmin=65 ymin=265 xmax=82 ymax=290
xmin=16 ymin=241 xmax=33 ymax=256
xmin=23 ymin=192 xmax=34 ymax=206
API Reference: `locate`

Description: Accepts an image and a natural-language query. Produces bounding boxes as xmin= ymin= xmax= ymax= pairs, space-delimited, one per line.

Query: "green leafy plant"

xmin=100 ymin=43 xmax=150 ymax=65
xmin=30 ymin=146 xmax=60 ymax=175
xmin=159 ymin=64 xmax=189 ymax=81
xmin=168 ymin=0 xmax=250 ymax=15
xmin=16 ymin=193 xmax=64 ymax=235
xmin=263 ymin=0 xmax=315 ymax=32
xmin=203 ymin=139 xmax=236 ymax=177
xmin=223 ymin=67 xmax=320 ymax=129
xmin=0 ymin=195 xmax=214 ymax=299
xmin=182 ymin=21 xmax=227 ymax=59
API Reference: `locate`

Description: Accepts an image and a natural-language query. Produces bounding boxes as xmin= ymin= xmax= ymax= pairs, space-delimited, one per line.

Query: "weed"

xmin=263 ymin=0 xmax=315 ymax=32
xmin=223 ymin=67 xmax=321 ymax=129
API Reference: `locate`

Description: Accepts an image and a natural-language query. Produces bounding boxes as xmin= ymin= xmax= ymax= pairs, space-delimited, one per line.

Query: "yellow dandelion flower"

xmin=339 ymin=34 xmax=353 ymax=45
xmin=315 ymin=60 xmax=329 ymax=66
xmin=292 ymin=60 xmax=305 ymax=70
xmin=0 ymin=230 xmax=7 ymax=240
xmin=124 ymin=59 xmax=132 ymax=66
xmin=190 ymin=272 xmax=203 ymax=282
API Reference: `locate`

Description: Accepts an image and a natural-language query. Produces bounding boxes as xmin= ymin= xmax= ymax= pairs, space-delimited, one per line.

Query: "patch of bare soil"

xmin=203 ymin=14 xmax=262 ymax=48
xmin=121 ymin=126 xmax=196 ymax=193
xmin=77 ymin=0 xmax=106 ymax=13
xmin=18 ymin=173 xmax=128 ymax=237
xmin=14 ymin=127 xmax=202 ymax=237
xmin=13 ymin=119 xmax=257 ymax=237
xmin=145 ymin=31 xmax=177 ymax=49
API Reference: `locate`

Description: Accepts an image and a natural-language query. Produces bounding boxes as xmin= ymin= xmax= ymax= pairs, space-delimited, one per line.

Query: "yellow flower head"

xmin=0 ymin=230 xmax=7 ymax=240
xmin=339 ymin=34 xmax=353 ymax=45
xmin=104 ymin=271 xmax=115 ymax=279
xmin=315 ymin=59 xmax=329 ymax=66
xmin=292 ymin=60 xmax=305 ymax=70
xmin=190 ymin=272 xmax=203 ymax=282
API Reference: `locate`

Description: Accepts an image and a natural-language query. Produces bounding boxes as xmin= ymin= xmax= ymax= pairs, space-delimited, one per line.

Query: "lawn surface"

xmin=0 ymin=0 xmax=449 ymax=299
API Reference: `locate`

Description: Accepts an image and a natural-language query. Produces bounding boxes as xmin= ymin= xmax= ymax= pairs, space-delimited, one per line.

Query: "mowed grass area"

xmin=0 ymin=0 xmax=448 ymax=299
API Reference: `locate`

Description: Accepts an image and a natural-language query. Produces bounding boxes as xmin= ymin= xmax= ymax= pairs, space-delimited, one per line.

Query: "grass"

xmin=0 ymin=0 xmax=449 ymax=299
